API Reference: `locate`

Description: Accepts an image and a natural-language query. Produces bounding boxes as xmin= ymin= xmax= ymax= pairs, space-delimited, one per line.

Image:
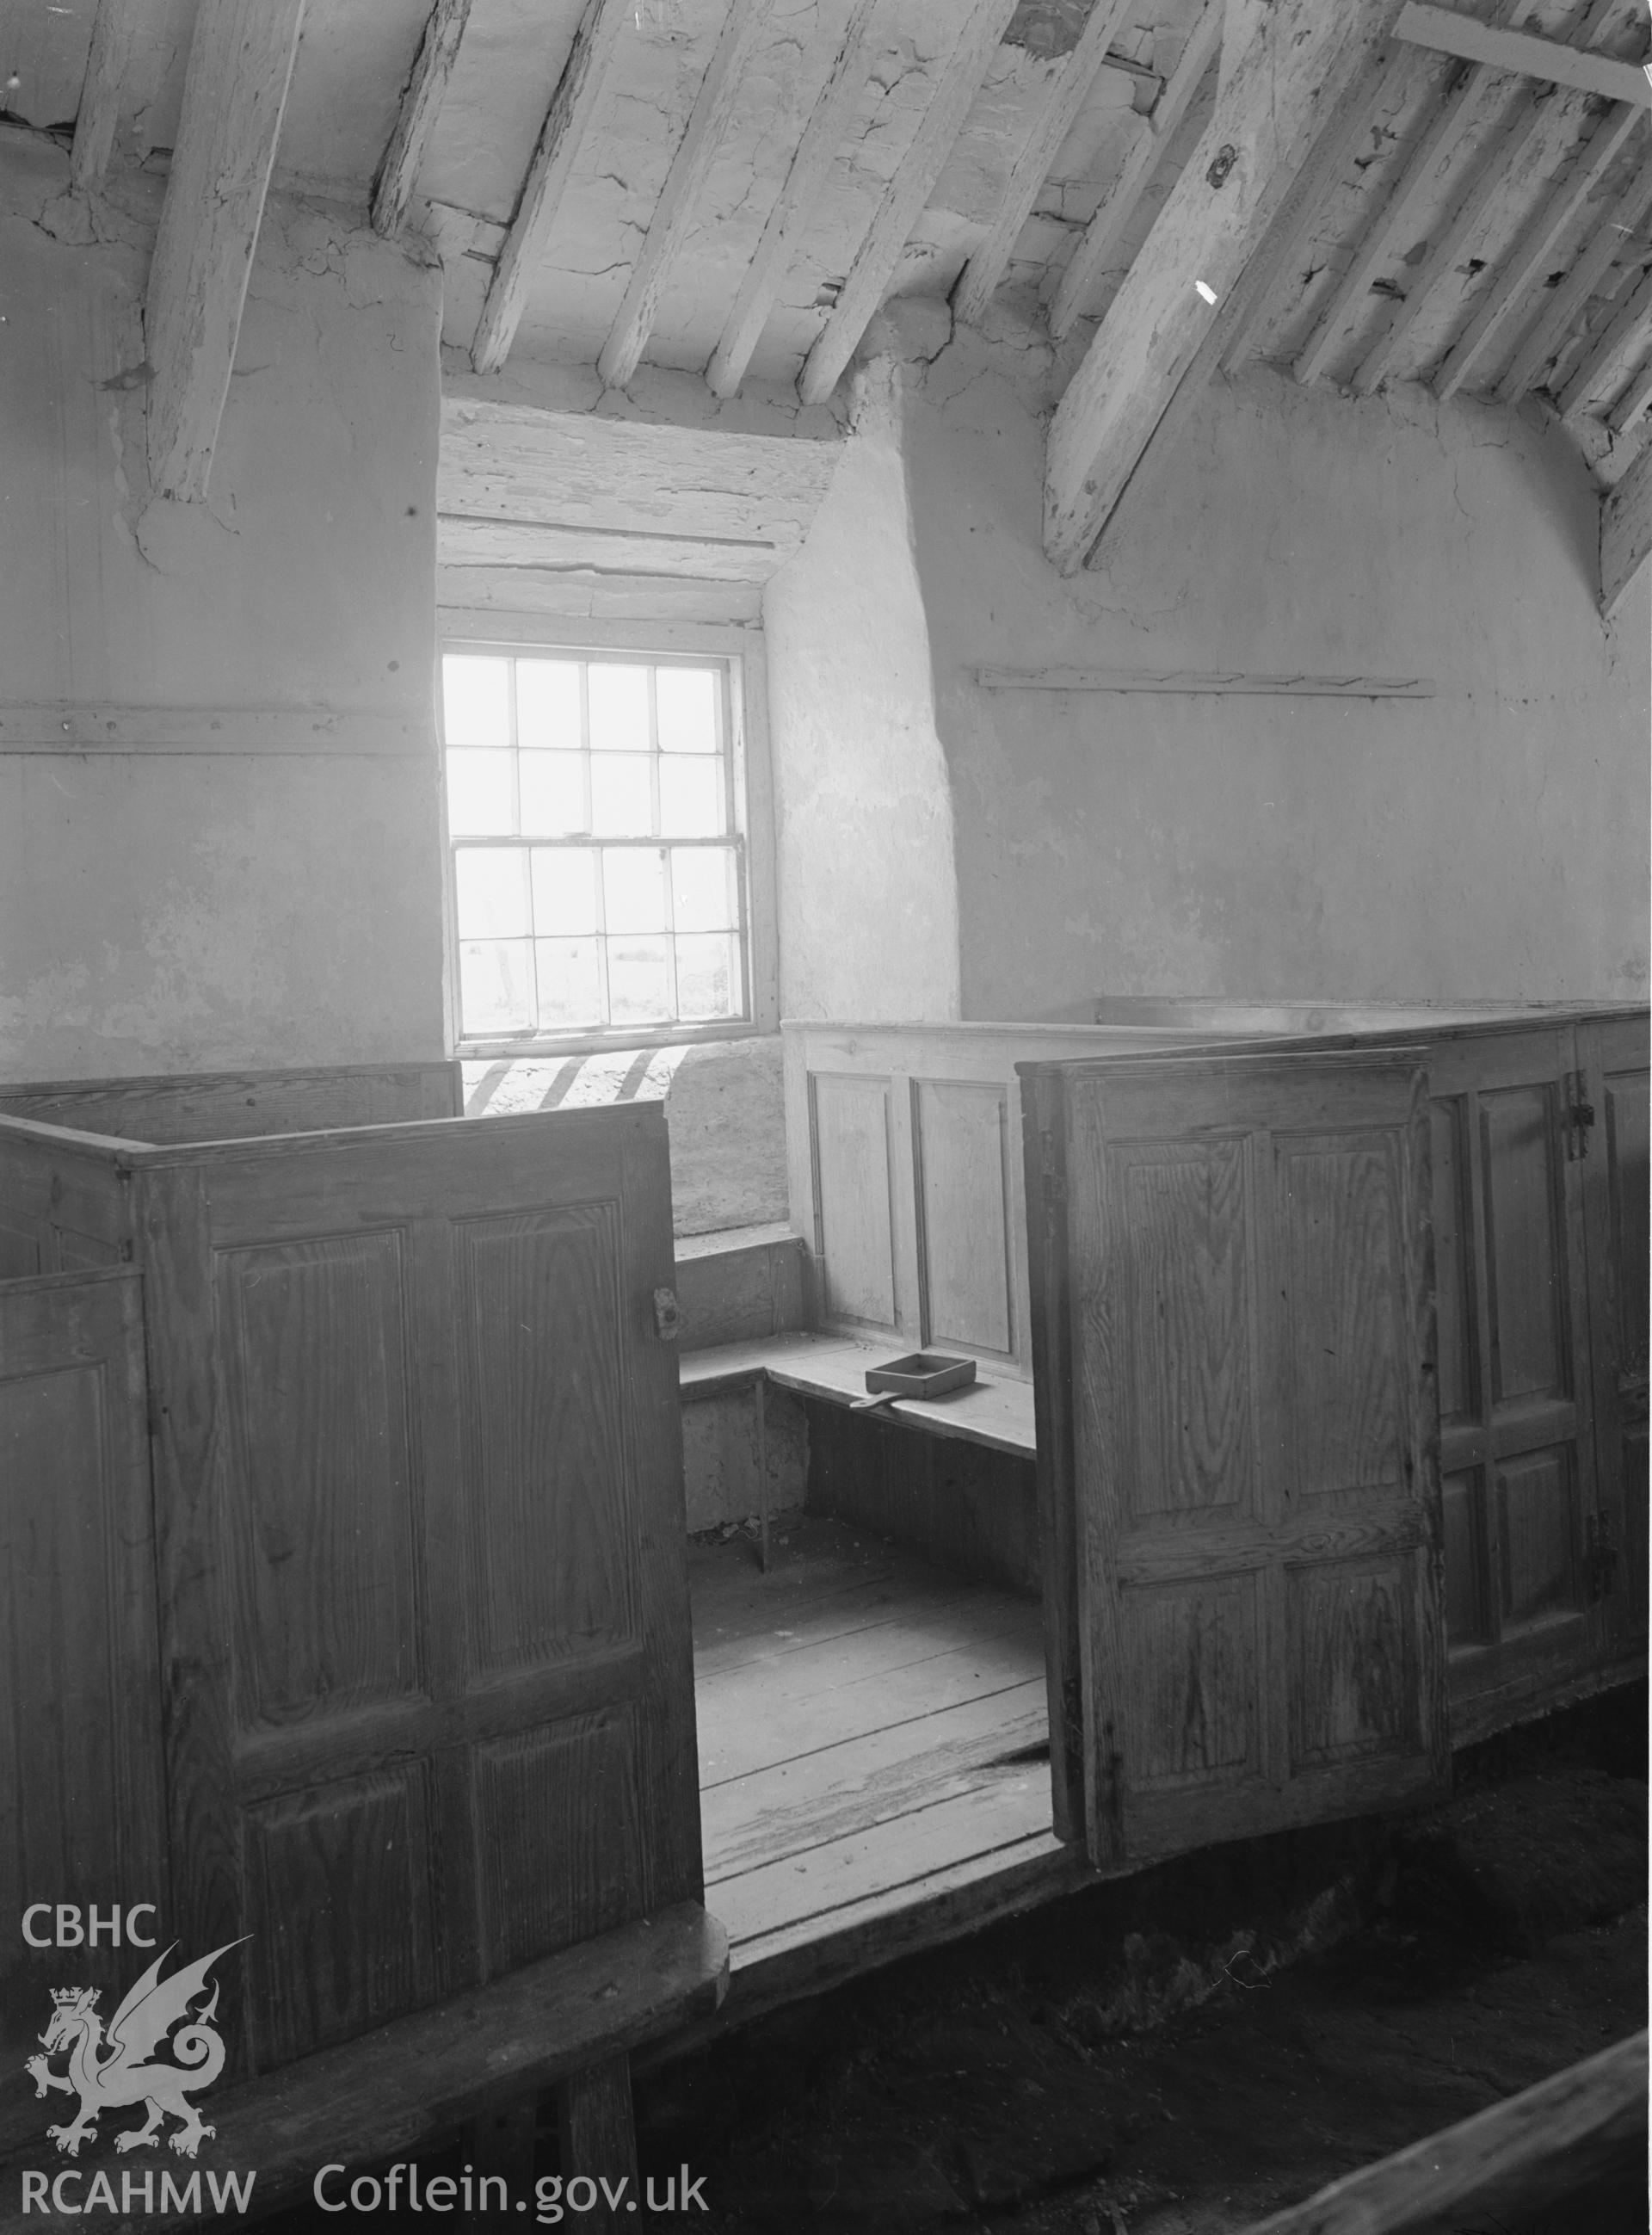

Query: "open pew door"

xmin=1022 ymin=1051 xmax=1447 ymax=1870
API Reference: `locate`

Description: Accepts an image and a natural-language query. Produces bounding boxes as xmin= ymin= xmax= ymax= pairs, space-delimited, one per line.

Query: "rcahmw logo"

xmin=15 ymin=1917 xmax=257 ymax=2213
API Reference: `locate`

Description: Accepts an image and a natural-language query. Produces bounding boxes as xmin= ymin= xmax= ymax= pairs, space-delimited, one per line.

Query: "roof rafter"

xmin=706 ymin=0 xmax=879 ymax=398
xmin=1396 ymin=0 xmax=1652 ymax=110
xmin=70 ymin=0 xmax=140 ymax=191
xmin=1434 ymin=99 xmax=1644 ymax=398
xmin=1558 ymin=260 xmax=1652 ymax=415
xmin=372 ymin=0 xmax=472 ymax=238
xmin=1045 ymin=0 xmax=1392 ymax=573
xmin=471 ymin=0 xmax=632 ymax=378
xmin=1089 ymin=46 xmax=1405 ymax=565
xmin=1600 ymin=435 xmax=1652 ymax=614
xmin=798 ymin=0 xmax=1020 ymax=408
xmin=1048 ymin=0 xmax=1224 ymax=343
xmin=145 ymin=0 xmax=306 ymax=502
xmin=1494 ymin=148 xmax=1652 ymax=397
xmin=598 ymin=0 xmax=773 ymax=392
xmin=954 ymin=0 xmax=1136 ymax=327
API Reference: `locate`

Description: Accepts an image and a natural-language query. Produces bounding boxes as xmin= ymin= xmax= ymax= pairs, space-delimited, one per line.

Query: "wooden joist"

xmin=1352 ymin=82 xmax=1546 ymax=395
xmin=1600 ymin=436 xmax=1652 ymax=615
xmin=371 ymin=0 xmax=472 ymax=238
xmin=471 ymin=0 xmax=631 ymax=378
xmin=1294 ymin=57 xmax=1495 ymax=387
xmin=69 ymin=0 xmax=140 ymax=191
xmin=597 ymin=0 xmax=773 ymax=392
xmin=798 ymin=0 xmax=1018 ymax=407
xmin=145 ymin=0 xmax=307 ymax=503
xmin=953 ymin=0 xmax=1134 ymax=327
xmin=1559 ymin=261 xmax=1652 ymax=417
xmin=1045 ymin=0 xmax=1391 ymax=574
xmin=1608 ymin=346 xmax=1652 ymax=430
xmin=1435 ymin=99 xmax=1644 ymax=399
xmin=1396 ymin=0 xmax=1652 ymax=109
xmin=1048 ymin=0 xmax=1223 ymax=343
xmin=1238 ymin=2030 xmax=1647 ymax=2235
xmin=1495 ymin=148 xmax=1652 ymax=398
xmin=706 ymin=0 xmax=879 ymax=398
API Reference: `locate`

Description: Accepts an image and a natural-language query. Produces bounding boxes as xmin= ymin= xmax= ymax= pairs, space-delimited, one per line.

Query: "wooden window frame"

xmin=436 ymin=614 xmax=779 ymax=1059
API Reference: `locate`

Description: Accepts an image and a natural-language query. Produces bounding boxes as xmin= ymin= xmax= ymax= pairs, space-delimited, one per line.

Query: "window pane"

xmin=588 ymin=664 xmax=650 ymax=752
xmin=591 ymin=753 xmax=652 ymax=835
xmin=670 ymin=847 xmax=737 ymax=931
xmin=519 ymin=750 xmax=586 ymax=836
xmin=607 ymin=935 xmax=672 ymax=1025
xmin=454 ymin=846 xmax=531 ymax=937
xmin=604 ymin=847 xmax=667 ymax=933
xmin=656 ymin=667 xmax=718 ymax=753
xmin=447 ymin=749 xmax=513 ymax=837
xmin=459 ymin=939 xmax=534 ymax=1034
xmin=534 ymin=937 xmax=601 ymax=1028
xmin=676 ymin=933 xmax=740 ymax=1021
xmin=660 ymin=756 xmax=724 ymax=837
xmin=442 ymin=656 xmax=510 ymax=746
xmin=531 ymin=847 xmax=598 ymax=936
xmin=515 ymin=659 xmax=582 ymax=749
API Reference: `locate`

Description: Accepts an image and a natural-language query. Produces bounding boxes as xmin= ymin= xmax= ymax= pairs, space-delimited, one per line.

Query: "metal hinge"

xmin=1039 ymin=1129 xmax=1067 ymax=1211
xmin=1563 ymin=1070 xmax=1596 ymax=1160
xmin=1587 ymin=1510 xmax=1618 ymax=1602
xmin=652 ymin=1286 xmax=681 ymax=1343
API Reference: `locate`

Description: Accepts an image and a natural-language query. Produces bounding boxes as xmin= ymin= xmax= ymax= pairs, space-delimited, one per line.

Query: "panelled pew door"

xmin=138 ymin=1105 xmax=700 ymax=2075
xmin=1024 ymin=1053 xmax=1447 ymax=1870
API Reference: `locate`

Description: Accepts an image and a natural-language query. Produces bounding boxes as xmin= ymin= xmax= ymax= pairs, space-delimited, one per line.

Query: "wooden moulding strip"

xmin=0 ymin=705 xmax=432 ymax=754
xmin=973 ymin=667 xmax=1438 ymax=697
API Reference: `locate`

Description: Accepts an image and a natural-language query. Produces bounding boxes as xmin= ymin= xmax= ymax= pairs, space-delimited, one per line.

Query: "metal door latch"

xmin=652 ymin=1286 xmax=681 ymax=1343
xmin=1563 ymin=1070 xmax=1596 ymax=1159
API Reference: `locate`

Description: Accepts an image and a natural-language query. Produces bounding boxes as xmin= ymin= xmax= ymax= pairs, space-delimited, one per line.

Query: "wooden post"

xmin=556 ymin=2054 xmax=638 ymax=2231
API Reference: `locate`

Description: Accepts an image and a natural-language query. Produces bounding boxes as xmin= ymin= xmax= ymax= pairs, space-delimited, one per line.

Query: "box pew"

xmin=0 ymin=1094 xmax=718 ymax=2198
xmin=770 ymin=1010 xmax=1648 ymax=1743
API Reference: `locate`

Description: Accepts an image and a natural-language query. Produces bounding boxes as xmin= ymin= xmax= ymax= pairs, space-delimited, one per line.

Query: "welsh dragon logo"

xmin=24 ymin=1940 xmax=243 ymax=2161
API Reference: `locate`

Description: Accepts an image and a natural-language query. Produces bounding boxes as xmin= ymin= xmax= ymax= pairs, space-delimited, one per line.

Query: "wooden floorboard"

xmin=691 ymin=1521 xmax=1053 ymax=1964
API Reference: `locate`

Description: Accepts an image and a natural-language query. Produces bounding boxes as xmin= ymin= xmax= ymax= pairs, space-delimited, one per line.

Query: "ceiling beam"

xmin=954 ymin=0 xmax=1135 ymax=327
xmin=1607 ymin=348 xmax=1652 ymax=431
xmin=145 ymin=0 xmax=306 ymax=503
xmin=1558 ymin=261 xmax=1652 ymax=416
xmin=70 ymin=0 xmax=140 ymax=191
xmin=1351 ymin=83 xmax=1545 ymax=394
xmin=706 ymin=0 xmax=878 ymax=398
xmin=1600 ymin=435 xmax=1652 ymax=614
xmin=798 ymin=0 xmax=1019 ymax=407
xmin=471 ymin=0 xmax=631 ymax=378
xmin=598 ymin=0 xmax=773 ymax=392
xmin=1048 ymin=0 xmax=1223 ymax=342
xmin=1086 ymin=48 xmax=1403 ymax=567
xmin=372 ymin=0 xmax=472 ymax=238
xmin=1045 ymin=0 xmax=1391 ymax=573
xmin=1396 ymin=0 xmax=1652 ymax=109
xmin=1495 ymin=149 xmax=1652 ymax=398
xmin=1435 ymin=100 xmax=1643 ymax=398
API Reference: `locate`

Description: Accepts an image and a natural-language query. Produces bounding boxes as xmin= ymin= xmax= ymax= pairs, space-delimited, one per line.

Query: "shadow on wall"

xmin=463 ymin=1035 xmax=786 ymax=1236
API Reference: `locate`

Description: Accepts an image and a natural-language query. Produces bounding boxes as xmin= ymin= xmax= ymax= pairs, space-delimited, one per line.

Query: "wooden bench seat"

xmin=0 ymin=1903 xmax=727 ymax=2231
xmin=681 ymin=1331 xmax=1035 ymax=1457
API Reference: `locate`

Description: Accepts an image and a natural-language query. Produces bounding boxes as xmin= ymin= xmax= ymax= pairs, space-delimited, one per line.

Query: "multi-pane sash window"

xmin=442 ymin=650 xmax=747 ymax=1040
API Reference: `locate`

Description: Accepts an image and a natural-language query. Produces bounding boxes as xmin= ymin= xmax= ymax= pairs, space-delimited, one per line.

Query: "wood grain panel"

xmin=473 ymin=1707 xmax=644 ymax=1976
xmin=1441 ymin=1467 xmax=1487 ymax=1646
xmin=915 ymin=1080 xmax=1013 ymax=1355
xmin=1602 ymin=1066 xmax=1649 ymax=1384
xmin=0 ymin=1272 xmax=167 ymax=2102
xmin=1497 ymin=1445 xmax=1580 ymax=1630
xmin=1119 ymin=1576 xmax=1259 ymax=1791
xmin=453 ymin=1204 xmax=638 ymax=1677
xmin=244 ymin=1766 xmax=438 ymax=2070
xmin=217 ymin=1232 xmax=422 ymax=1730
xmin=0 ymin=1064 xmax=459 ymax=1144
xmin=811 ymin=1074 xmax=897 ymax=1331
xmin=1278 ymin=1136 xmax=1405 ymax=1497
xmin=1287 ymin=1558 xmax=1417 ymax=1769
xmin=1431 ymin=1096 xmax=1476 ymax=1428
xmin=1481 ymin=1083 xmax=1568 ymax=1407
xmin=1119 ymin=1142 xmax=1254 ymax=1518
xmin=0 ymin=1222 xmax=41 ymax=1280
